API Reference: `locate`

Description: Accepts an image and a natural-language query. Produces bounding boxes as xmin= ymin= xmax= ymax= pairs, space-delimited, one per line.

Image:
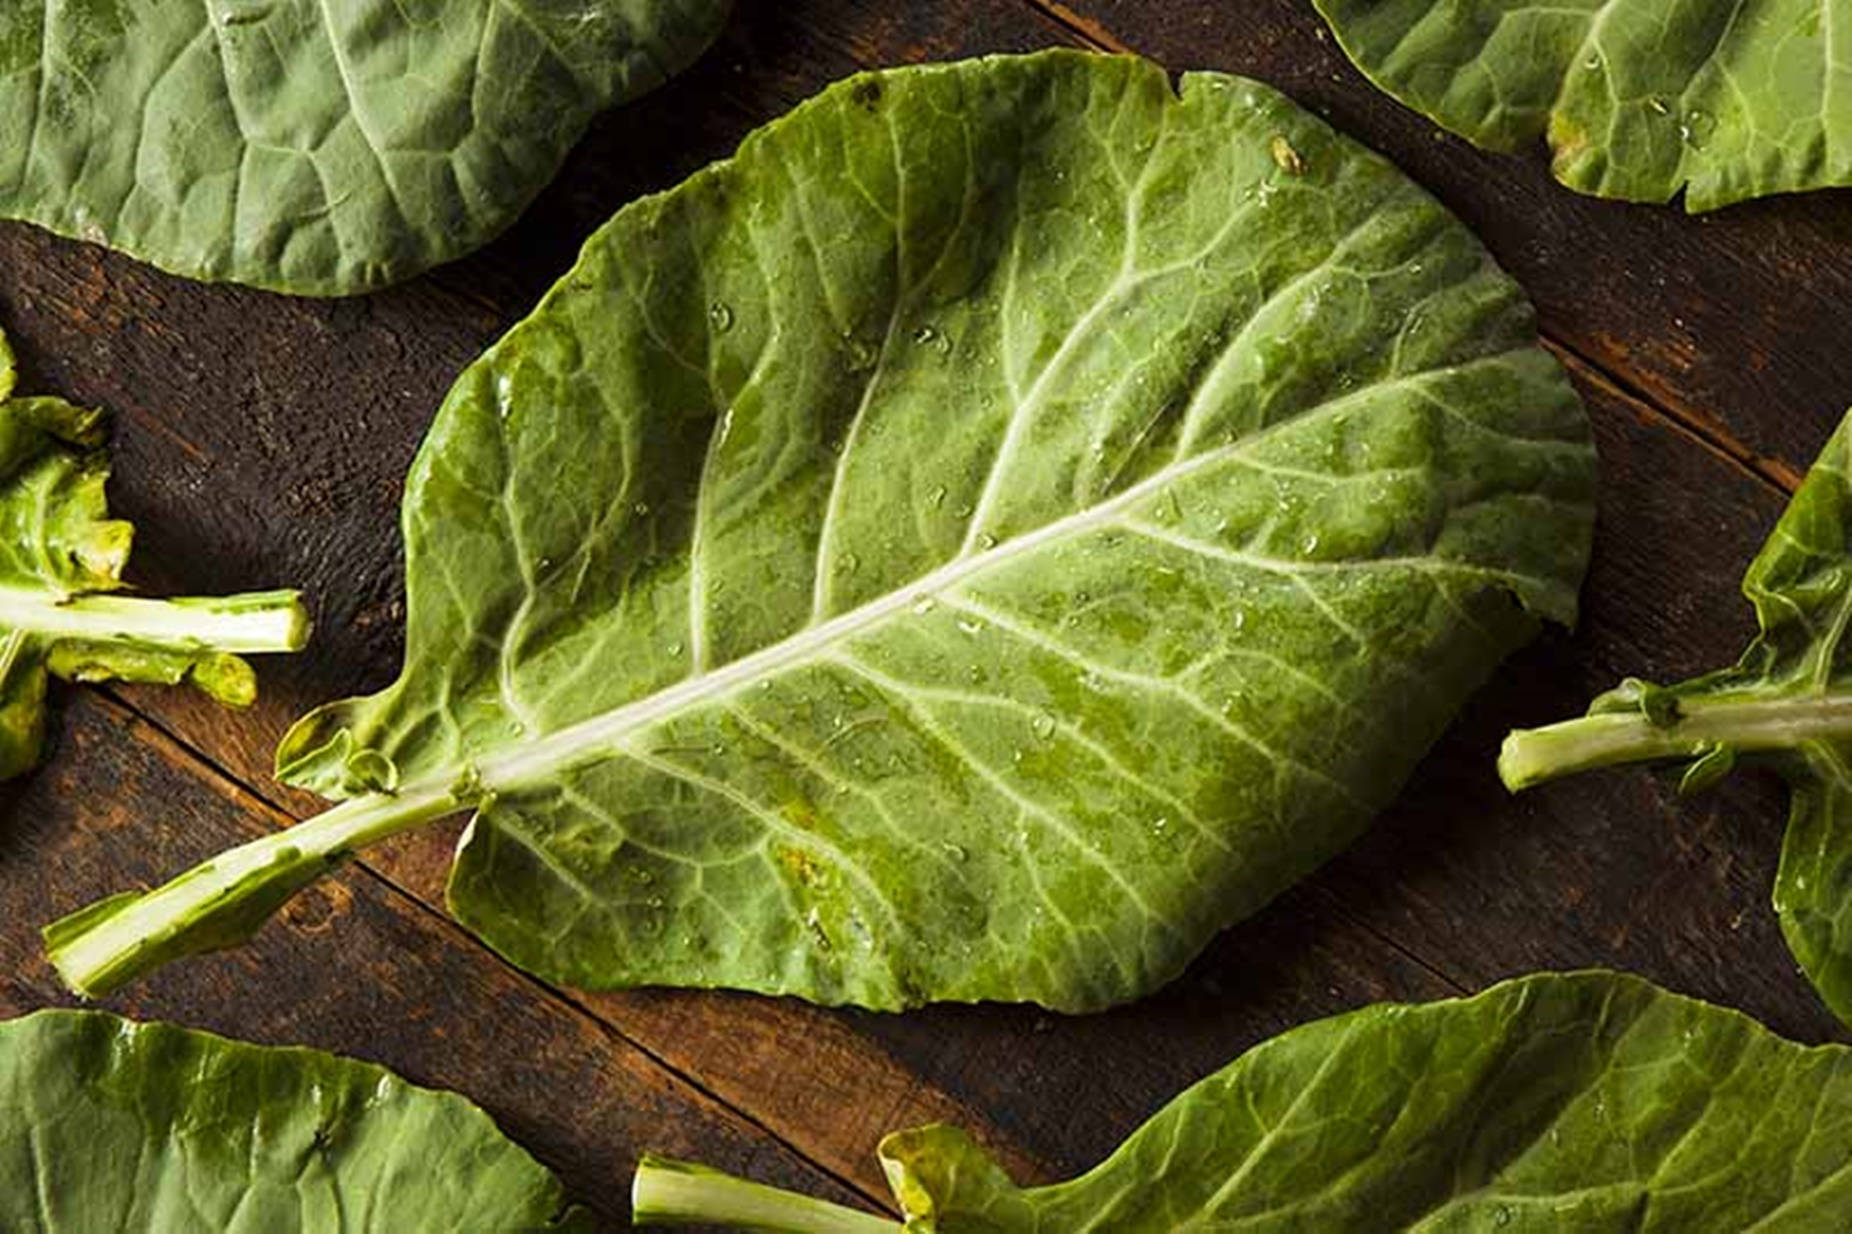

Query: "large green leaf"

xmin=45 ymin=50 xmax=1595 ymax=1010
xmin=0 ymin=1009 xmax=588 ymax=1231
xmin=0 ymin=0 xmax=731 ymax=294
xmin=1503 ymin=408 xmax=1852 ymax=1025
xmin=633 ymin=971 xmax=1852 ymax=1232
xmin=1314 ymin=0 xmax=1852 ymax=211
xmin=0 ymin=320 xmax=308 ymax=779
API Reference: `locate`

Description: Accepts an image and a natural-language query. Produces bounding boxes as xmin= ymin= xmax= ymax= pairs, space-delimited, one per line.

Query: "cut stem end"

xmin=632 ymin=1155 xmax=901 ymax=1233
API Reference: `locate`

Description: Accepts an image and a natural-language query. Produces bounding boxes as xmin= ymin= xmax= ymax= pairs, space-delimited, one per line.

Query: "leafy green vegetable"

xmin=633 ymin=970 xmax=1852 ymax=1231
xmin=0 ymin=0 xmax=731 ymax=294
xmin=1314 ymin=0 xmax=1852 ymax=211
xmin=1504 ymin=408 xmax=1852 ymax=1025
xmin=0 ymin=1008 xmax=588 ymax=1231
xmin=45 ymin=50 xmax=1595 ymax=1009
xmin=0 ymin=322 xmax=308 ymax=779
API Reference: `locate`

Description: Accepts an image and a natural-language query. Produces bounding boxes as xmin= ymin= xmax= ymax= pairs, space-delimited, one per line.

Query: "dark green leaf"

xmin=1503 ymin=408 xmax=1852 ymax=1024
xmin=0 ymin=322 xmax=309 ymax=779
xmin=0 ymin=1009 xmax=588 ymax=1231
xmin=46 ymin=50 xmax=1594 ymax=1009
xmin=0 ymin=0 xmax=731 ymax=294
xmin=1314 ymin=0 xmax=1852 ymax=211
xmin=633 ymin=971 xmax=1852 ymax=1231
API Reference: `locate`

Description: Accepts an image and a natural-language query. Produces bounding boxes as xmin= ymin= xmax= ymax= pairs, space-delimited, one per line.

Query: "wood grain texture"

xmin=0 ymin=0 xmax=1849 ymax=1221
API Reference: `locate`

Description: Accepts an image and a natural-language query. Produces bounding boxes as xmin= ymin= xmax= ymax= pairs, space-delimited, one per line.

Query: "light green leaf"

xmin=0 ymin=1009 xmax=589 ymax=1232
xmin=0 ymin=321 xmax=309 ymax=779
xmin=45 ymin=50 xmax=1595 ymax=1009
xmin=0 ymin=0 xmax=731 ymax=294
xmin=1314 ymin=0 xmax=1852 ymax=211
xmin=1504 ymin=407 xmax=1852 ymax=1025
xmin=633 ymin=971 xmax=1852 ymax=1232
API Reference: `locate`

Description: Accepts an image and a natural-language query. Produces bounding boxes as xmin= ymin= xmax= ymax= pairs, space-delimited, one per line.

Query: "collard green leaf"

xmin=0 ymin=322 xmax=308 ymax=779
xmin=0 ymin=1009 xmax=588 ymax=1231
xmin=1314 ymin=0 xmax=1852 ymax=211
xmin=633 ymin=971 xmax=1852 ymax=1232
xmin=1503 ymin=408 xmax=1852 ymax=1025
xmin=45 ymin=50 xmax=1595 ymax=1009
xmin=0 ymin=0 xmax=731 ymax=294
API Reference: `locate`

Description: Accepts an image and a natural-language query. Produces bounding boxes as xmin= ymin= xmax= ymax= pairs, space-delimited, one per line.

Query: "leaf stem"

xmin=0 ymin=586 xmax=310 ymax=653
xmin=1500 ymin=692 xmax=1852 ymax=790
xmin=44 ymin=779 xmax=460 ymax=997
xmin=631 ymin=1156 xmax=902 ymax=1233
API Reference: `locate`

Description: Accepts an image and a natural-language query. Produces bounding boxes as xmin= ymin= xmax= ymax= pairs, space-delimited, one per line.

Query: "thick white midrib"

xmin=46 ymin=353 xmax=1545 ymax=989
xmin=471 ymin=431 xmax=1248 ymax=791
xmin=0 ymin=584 xmax=303 ymax=652
xmin=46 ymin=419 xmax=1264 ymax=991
xmin=455 ymin=350 xmax=1535 ymax=796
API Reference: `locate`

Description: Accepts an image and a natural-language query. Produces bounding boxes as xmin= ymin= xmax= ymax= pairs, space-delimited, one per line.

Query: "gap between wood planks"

xmin=1012 ymin=0 xmax=1807 ymax=501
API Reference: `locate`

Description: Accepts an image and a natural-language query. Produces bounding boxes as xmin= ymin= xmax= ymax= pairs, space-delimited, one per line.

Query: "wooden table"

xmin=4 ymin=2 xmax=1850 ymax=1225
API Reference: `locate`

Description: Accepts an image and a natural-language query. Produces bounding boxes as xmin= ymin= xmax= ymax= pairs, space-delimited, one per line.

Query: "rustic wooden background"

xmin=4 ymin=1 xmax=1850 ymax=1226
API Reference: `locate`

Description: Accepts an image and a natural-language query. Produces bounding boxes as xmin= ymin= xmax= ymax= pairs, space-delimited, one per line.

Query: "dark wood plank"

xmin=0 ymin=693 xmax=866 ymax=1227
xmin=1028 ymin=0 xmax=1852 ymax=487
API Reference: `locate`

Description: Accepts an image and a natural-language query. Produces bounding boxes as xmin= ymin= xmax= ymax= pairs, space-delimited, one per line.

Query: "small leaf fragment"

xmin=1315 ymin=0 xmax=1852 ymax=210
xmin=0 ymin=1 xmax=733 ymax=293
xmin=0 ymin=1010 xmax=591 ymax=1230
xmin=1503 ymin=407 xmax=1852 ymax=1025
xmin=0 ymin=320 xmax=310 ymax=779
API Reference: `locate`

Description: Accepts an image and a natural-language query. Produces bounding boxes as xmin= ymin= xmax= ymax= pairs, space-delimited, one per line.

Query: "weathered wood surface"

xmin=2 ymin=0 xmax=1849 ymax=1224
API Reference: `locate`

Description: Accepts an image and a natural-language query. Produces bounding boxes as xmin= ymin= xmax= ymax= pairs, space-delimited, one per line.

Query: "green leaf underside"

xmin=635 ymin=971 xmax=1852 ymax=1232
xmin=1503 ymin=408 xmax=1852 ymax=1026
xmin=0 ymin=1009 xmax=588 ymax=1232
xmin=50 ymin=50 xmax=1594 ymax=1010
xmin=1314 ymin=0 xmax=1852 ymax=211
xmin=0 ymin=0 xmax=731 ymax=295
xmin=0 ymin=322 xmax=309 ymax=779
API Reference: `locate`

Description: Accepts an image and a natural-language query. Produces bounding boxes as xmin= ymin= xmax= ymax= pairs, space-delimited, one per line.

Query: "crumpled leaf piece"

xmin=1503 ymin=408 xmax=1852 ymax=1025
xmin=0 ymin=1009 xmax=591 ymax=1231
xmin=1314 ymin=0 xmax=1852 ymax=211
xmin=0 ymin=0 xmax=732 ymax=294
xmin=44 ymin=50 xmax=1595 ymax=1008
xmin=0 ymin=321 xmax=309 ymax=779
xmin=634 ymin=971 xmax=1852 ymax=1231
